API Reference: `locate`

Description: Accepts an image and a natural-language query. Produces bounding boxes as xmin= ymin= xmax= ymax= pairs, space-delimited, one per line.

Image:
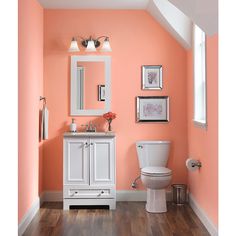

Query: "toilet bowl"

xmin=136 ymin=141 xmax=172 ymax=213
xmin=141 ymin=166 xmax=172 ymax=213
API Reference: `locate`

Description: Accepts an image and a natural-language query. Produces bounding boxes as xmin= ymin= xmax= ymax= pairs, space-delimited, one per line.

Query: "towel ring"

xmin=40 ymin=96 xmax=46 ymax=105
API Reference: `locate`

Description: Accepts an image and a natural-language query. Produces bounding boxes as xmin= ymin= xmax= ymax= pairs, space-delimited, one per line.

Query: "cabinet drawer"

xmin=64 ymin=187 xmax=115 ymax=199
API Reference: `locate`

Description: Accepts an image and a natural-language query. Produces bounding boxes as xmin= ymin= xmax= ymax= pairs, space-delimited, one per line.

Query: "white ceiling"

xmin=37 ymin=0 xmax=218 ymax=49
xmin=147 ymin=0 xmax=192 ymax=49
xmin=37 ymin=0 xmax=149 ymax=9
xmin=169 ymin=0 xmax=218 ymax=36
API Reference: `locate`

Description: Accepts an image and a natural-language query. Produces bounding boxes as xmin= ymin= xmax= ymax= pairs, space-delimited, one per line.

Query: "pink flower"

xmin=103 ymin=112 xmax=116 ymax=121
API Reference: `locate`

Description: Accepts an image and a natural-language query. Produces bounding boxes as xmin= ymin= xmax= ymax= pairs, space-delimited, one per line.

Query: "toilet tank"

xmin=136 ymin=141 xmax=171 ymax=169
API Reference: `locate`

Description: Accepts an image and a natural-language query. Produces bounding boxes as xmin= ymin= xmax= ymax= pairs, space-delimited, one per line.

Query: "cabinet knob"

xmin=97 ymin=190 xmax=104 ymax=197
xmin=90 ymin=143 xmax=94 ymax=145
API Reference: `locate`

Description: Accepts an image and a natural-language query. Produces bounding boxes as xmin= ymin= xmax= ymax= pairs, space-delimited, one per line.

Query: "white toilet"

xmin=136 ymin=141 xmax=172 ymax=213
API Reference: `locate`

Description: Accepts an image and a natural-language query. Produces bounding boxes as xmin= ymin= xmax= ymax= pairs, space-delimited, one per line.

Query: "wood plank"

xmin=23 ymin=202 xmax=210 ymax=236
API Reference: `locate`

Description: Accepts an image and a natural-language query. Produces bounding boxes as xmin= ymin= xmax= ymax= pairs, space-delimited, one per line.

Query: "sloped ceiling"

xmin=169 ymin=0 xmax=218 ymax=36
xmin=147 ymin=0 xmax=192 ymax=49
xmin=37 ymin=0 xmax=218 ymax=49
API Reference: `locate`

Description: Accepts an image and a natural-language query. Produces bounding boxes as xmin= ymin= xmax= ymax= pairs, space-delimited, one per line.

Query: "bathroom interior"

xmin=18 ymin=0 xmax=218 ymax=235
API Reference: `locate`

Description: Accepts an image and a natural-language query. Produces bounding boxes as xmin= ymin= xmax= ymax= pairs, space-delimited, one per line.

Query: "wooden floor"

xmin=23 ymin=202 xmax=210 ymax=236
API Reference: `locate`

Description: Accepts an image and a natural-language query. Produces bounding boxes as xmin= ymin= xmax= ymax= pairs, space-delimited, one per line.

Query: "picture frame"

xmin=136 ymin=96 xmax=169 ymax=122
xmin=142 ymin=65 xmax=163 ymax=90
xmin=98 ymin=85 xmax=105 ymax=101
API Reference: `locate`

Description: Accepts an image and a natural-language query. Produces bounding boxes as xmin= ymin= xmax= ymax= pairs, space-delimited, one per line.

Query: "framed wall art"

xmin=142 ymin=65 xmax=163 ymax=90
xmin=98 ymin=85 xmax=105 ymax=101
xmin=136 ymin=96 xmax=169 ymax=122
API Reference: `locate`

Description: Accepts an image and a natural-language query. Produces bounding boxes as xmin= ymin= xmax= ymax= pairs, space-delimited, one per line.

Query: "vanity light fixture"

xmin=69 ymin=36 xmax=112 ymax=52
xmin=69 ymin=37 xmax=80 ymax=52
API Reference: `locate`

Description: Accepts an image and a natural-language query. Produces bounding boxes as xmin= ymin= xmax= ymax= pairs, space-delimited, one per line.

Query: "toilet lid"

xmin=141 ymin=166 xmax=172 ymax=176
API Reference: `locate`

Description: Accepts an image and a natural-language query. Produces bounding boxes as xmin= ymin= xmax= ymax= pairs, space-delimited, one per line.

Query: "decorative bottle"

xmin=70 ymin=118 xmax=77 ymax=132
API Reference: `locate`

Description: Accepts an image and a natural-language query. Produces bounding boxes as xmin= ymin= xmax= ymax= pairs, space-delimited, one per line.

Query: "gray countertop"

xmin=64 ymin=132 xmax=116 ymax=137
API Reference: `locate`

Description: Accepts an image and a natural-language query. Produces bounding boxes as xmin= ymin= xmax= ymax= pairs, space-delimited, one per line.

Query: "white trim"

xmin=40 ymin=190 xmax=172 ymax=202
xmin=116 ymin=190 xmax=172 ymax=201
xmin=189 ymin=193 xmax=218 ymax=236
xmin=116 ymin=190 xmax=147 ymax=201
xmin=18 ymin=197 xmax=40 ymax=236
xmin=193 ymin=120 xmax=208 ymax=129
xmin=70 ymin=55 xmax=111 ymax=116
xmin=37 ymin=0 xmax=149 ymax=9
xmin=193 ymin=24 xmax=207 ymax=126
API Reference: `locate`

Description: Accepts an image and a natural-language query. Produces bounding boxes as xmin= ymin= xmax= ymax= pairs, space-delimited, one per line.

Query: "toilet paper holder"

xmin=186 ymin=158 xmax=202 ymax=171
xmin=191 ymin=160 xmax=202 ymax=168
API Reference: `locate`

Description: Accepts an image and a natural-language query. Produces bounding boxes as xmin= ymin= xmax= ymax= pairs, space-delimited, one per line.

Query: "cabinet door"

xmin=64 ymin=138 xmax=89 ymax=185
xmin=90 ymin=138 xmax=115 ymax=186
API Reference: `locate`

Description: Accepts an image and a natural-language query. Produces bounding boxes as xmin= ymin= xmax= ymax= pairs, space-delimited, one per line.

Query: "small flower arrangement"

xmin=103 ymin=112 xmax=116 ymax=131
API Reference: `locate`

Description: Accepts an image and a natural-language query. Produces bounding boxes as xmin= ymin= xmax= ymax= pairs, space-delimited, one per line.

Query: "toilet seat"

xmin=141 ymin=166 xmax=172 ymax=177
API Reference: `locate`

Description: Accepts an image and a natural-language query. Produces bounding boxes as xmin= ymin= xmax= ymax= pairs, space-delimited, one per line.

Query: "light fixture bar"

xmin=68 ymin=36 xmax=111 ymax=52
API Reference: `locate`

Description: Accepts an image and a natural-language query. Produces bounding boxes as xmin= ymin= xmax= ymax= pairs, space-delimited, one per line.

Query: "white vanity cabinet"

xmin=63 ymin=133 xmax=116 ymax=210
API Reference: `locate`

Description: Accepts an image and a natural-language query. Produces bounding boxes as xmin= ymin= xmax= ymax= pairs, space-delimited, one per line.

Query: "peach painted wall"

xmin=18 ymin=0 xmax=43 ymax=222
xmin=187 ymin=35 xmax=218 ymax=226
xmin=43 ymin=10 xmax=188 ymax=191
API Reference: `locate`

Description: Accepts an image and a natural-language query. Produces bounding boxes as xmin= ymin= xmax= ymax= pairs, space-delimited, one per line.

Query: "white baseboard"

xmin=18 ymin=197 xmax=40 ymax=236
xmin=40 ymin=190 xmax=172 ymax=202
xmin=116 ymin=190 xmax=172 ymax=201
xmin=189 ymin=193 xmax=218 ymax=236
xmin=116 ymin=190 xmax=147 ymax=201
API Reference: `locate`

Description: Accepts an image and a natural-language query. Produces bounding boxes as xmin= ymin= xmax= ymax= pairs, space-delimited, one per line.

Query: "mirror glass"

xmin=71 ymin=56 xmax=111 ymax=116
xmin=76 ymin=61 xmax=105 ymax=110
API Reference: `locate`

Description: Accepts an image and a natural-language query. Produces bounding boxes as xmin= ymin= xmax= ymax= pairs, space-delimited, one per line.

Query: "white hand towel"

xmin=41 ymin=105 xmax=49 ymax=140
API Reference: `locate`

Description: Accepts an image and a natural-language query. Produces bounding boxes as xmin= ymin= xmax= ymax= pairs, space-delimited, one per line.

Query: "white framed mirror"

xmin=70 ymin=55 xmax=111 ymax=116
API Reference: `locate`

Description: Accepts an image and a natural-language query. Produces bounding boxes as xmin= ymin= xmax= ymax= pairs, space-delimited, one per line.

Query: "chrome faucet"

xmin=82 ymin=121 xmax=96 ymax=132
